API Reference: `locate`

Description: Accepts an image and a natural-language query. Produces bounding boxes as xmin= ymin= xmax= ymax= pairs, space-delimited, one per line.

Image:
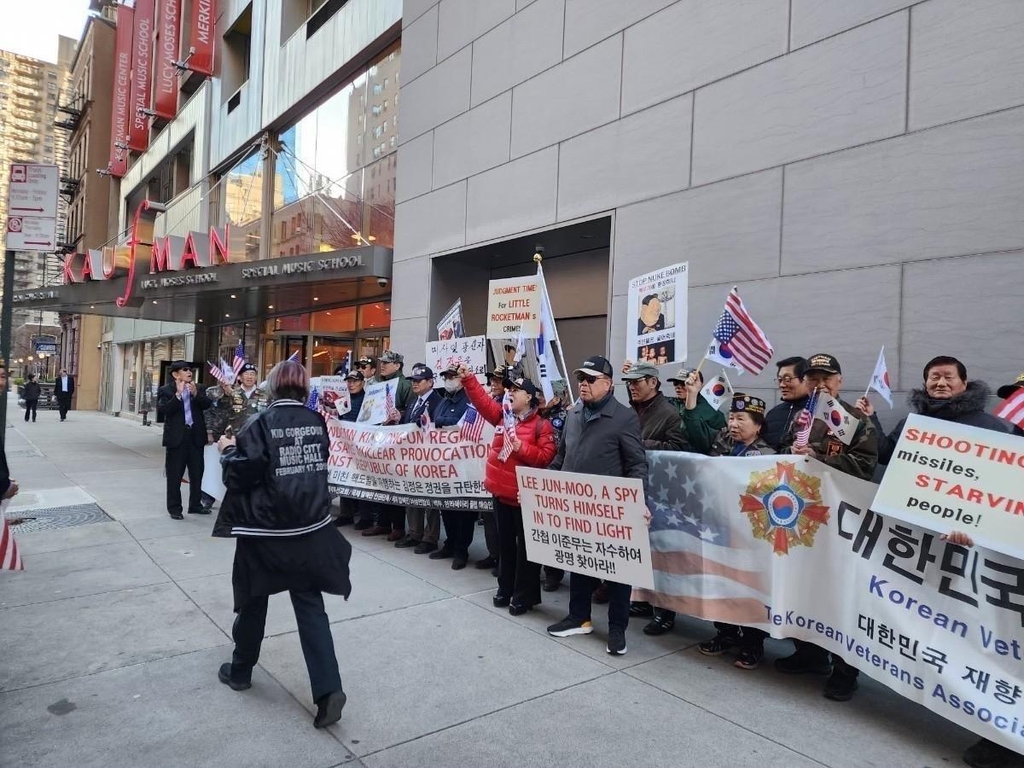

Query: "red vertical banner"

xmin=187 ymin=0 xmax=215 ymax=76
xmin=152 ymin=0 xmax=181 ymax=119
xmin=127 ymin=0 xmax=156 ymax=152
xmin=109 ymin=3 xmax=135 ymax=178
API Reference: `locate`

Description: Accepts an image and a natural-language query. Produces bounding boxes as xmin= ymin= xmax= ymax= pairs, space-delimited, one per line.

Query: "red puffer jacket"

xmin=463 ymin=375 xmax=557 ymax=506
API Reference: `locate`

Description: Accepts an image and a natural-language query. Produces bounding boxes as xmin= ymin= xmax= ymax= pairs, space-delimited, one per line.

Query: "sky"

xmin=0 ymin=0 xmax=93 ymax=63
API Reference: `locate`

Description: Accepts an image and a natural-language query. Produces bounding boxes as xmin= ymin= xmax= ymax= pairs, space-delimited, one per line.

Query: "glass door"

xmin=311 ymin=336 xmax=354 ymax=377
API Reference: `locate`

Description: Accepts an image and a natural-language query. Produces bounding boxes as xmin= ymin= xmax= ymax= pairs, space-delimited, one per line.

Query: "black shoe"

xmin=313 ymin=689 xmax=347 ymax=729
xmin=607 ymin=627 xmax=627 ymax=655
xmin=643 ymin=612 xmax=675 ymax=636
xmin=547 ymin=617 xmax=594 ymax=637
xmin=395 ymin=536 xmax=420 ymax=549
xmin=218 ymin=663 xmax=251 ymax=691
xmin=188 ymin=507 xmax=211 ymax=515
xmin=509 ymin=603 xmax=533 ymax=616
xmin=452 ymin=557 xmax=467 ymax=570
xmin=492 ymin=593 xmax=511 ymax=608
xmin=169 ymin=511 xmax=184 ymax=520
xmin=629 ymin=601 xmax=654 ymax=618
xmin=963 ymin=737 xmax=1024 ymax=768
xmin=353 ymin=519 xmax=374 ymax=530
xmin=542 ymin=576 xmax=561 ymax=592
xmin=735 ymin=646 xmax=764 ymax=670
xmin=775 ymin=646 xmax=832 ymax=675
xmin=414 ymin=541 xmax=438 ymax=555
xmin=429 ymin=547 xmax=454 ymax=560
xmin=823 ymin=670 xmax=858 ymax=701
xmin=334 ymin=516 xmax=354 ymax=527
xmin=475 ymin=556 xmax=497 ymax=570
xmin=698 ymin=630 xmax=737 ymax=656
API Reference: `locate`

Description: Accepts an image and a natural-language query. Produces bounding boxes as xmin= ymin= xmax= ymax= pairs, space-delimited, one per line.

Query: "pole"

xmin=0 ymin=250 xmax=16 ymax=439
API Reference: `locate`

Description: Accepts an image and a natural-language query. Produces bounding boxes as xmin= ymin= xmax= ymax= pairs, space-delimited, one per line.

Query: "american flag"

xmin=709 ymin=288 xmax=773 ymax=375
xmin=497 ymin=391 xmax=516 ymax=462
xmin=793 ymin=388 xmax=820 ymax=448
xmin=286 ymin=350 xmax=301 ymax=363
xmin=631 ymin=453 xmax=768 ymax=623
xmin=384 ymin=383 xmax=395 ymax=415
xmin=208 ymin=358 xmax=235 ymax=385
xmin=232 ymin=341 xmax=246 ymax=376
xmin=208 ymin=360 xmax=226 ymax=384
xmin=996 ymin=388 xmax=1024 ymax=428
xmin=305 ymin=385 xmax=319 ymax=411
xmin=458 ymin=406 xmax=485 ymax=442
xmin=1 ymin=510 xmax=24 ymax=570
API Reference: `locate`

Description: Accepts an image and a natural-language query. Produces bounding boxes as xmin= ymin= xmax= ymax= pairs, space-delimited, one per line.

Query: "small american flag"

xmin=384 ymin=383 xmax=395 ymax=415
xmin=459 ymin=406 xmax=485 ymax=442
xmin=286 ymin=350 xmax=301 ymax=363
xmin=1 ymin=511 xmax=24 ymax=570
xmin=305 ymin=385 xmax=319 ymax=411
xmin=232 ymin=341 xmax=246 ymax=376
xmin=208 ymin=358 xmax=234 ymax=385
xmin=996 ymin=388 xmax=1024 ymax=428
xmin=497 ymin=392 xmax=516 ymax=462
xmin=793 ymin=388 xmax=820 ymax=448
xmin=208 ymin=361 xmax=225 ymax=384
xmin=710 ymin=288 xmax=773 ymax=375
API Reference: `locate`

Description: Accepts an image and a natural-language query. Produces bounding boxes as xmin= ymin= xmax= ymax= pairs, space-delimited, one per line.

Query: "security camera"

xmin=377 ymin=277 xmax=388 ymax=289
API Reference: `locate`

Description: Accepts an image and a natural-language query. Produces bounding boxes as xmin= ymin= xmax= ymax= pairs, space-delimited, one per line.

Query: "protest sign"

xmin=631 ymin=451 xmax=1024 ymax=752
xmin=487 ymin=276 xmax=541 ymax=338
xmin=871 ymin=414 xmax=1024 ymax=561
xmin=517 ymin=467 xmax=654 ymax=589
xmin=437 ymin=299 xmax=465 ymax=340
xmin=327 ymin=419 xmax=493 ymax=510
xmin=316 ymin=376 xmax=351 ymax=419
xmin=357 ymin=380 xmax=393 ymax=425
xmin=627 ymin=262 xmax=688 ymax=366
xmin=426 ymin=335 xmax=487 ymax=378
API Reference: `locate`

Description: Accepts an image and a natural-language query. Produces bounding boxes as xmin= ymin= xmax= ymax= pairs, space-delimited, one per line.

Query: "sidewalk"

xmin=0 ymin=404 xmax=976 ymax=768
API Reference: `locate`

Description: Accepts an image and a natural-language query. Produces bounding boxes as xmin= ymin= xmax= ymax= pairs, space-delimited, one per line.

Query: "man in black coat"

xmin=157 ymin=361 xmax=213 ymax=520
xmin=54 ymin=368 xmax=75 ymax=421
xmin=398 ymin=365 xmax=444 ymax=552
xmin=22 ymin=374 xmax=40 ymax=423
xmin=763 ymin=356 xmax=809 ymax=450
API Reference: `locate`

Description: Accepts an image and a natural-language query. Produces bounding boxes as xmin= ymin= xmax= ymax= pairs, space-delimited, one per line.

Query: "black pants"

xmin=57 ymin=395 xmax=71 ymax=420
xmin=354 ymin=499 xmax=375 ymax=524
xmin=24 ymin=400 xmax=37 ymax=422
xmin=379 ymin=503 xmax=405 ymax=532
xmin=794 ymin=639 xmax=858 ymax=679
xmin=480 ymin=509 xmax=499 ymax=559
xmin=493 ymin=498 xmax=541 ymax=607
xmin=441 ymin=510 xmax=477 ymax=559
xmin=230 ymin=591 xmax=342 ymax=702
xmin=569 ymin=574 xmax=631 ymax=631
xmin=165 ymin=436 xmax=204 ymax=515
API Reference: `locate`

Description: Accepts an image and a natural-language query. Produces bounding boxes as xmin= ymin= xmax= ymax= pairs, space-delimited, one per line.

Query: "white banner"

xmin=627 ymin=261 xmax=688 ymax=367
xmin=327 ymin=419 xmax=494 ymax=510
xmin=518 ymin=467 xmax=654 ymax=589
xmin=425 ymin=335 xmax=488 ymax=379
xmin=356 ymin=380 xmax=394 ymax=425
xmin=871 ymin=415 xmax=1024 ymax=561
xmin=633 ymin=452 xmax=1024 ymax=753
xmin=487 ymin=275 xmax=541 ymax=338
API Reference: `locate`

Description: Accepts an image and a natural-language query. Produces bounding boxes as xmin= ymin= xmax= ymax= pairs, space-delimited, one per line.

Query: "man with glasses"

xmin=546 ymin=356 xmax=648 ymax=656
xmin=764 ymin=356 xmax=810 ymax=450
xmin=777 ymin=353 xmax=877 ymax=701
xmin=354 ymin=356 xmax=377 ymax=384
xmin=157 ymin=361 xmax=213 ymax=520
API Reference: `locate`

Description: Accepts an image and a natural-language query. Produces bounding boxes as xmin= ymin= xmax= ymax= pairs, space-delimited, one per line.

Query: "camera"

xmin=377 ymin=277 xmax=389 ymax=289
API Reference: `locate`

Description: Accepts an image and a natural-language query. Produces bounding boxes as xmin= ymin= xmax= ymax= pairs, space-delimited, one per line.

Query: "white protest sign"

xmin=437 ymin=299 xmax=465 ymax=340
xmin=357 ymin=380 xmax=394 ymax=425
xmin=627 ymin=261 xmax=688 ymax=367
xmin=517 ymin=467 xmax=654 ymax=589
xmin=871 ymin=414 xmax=1024 ymax=561
xmin=425 ymin=335 xmax=488 ymax=378
xmin=487 ymin=276 xmax=541 ymax=338
xmin=317 ymin=376 xmax=351 ymax=418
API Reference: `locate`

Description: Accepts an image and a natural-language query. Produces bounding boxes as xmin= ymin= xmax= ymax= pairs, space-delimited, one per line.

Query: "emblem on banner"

xmin=739 ymin=461 xmax=830 ymax=555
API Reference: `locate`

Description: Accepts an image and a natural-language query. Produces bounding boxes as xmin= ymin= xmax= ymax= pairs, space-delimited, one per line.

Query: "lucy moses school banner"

xmin=324 ymin=420 xmax=1024 ymax=750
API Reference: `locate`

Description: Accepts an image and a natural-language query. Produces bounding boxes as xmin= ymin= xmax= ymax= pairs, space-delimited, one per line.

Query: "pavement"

xmin=0 ymin=403 xmax=981 ymax=768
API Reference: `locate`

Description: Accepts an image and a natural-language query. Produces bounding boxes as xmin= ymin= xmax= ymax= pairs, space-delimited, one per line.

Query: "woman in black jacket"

xmin=214 ymin=360 xmax=351 ymax=729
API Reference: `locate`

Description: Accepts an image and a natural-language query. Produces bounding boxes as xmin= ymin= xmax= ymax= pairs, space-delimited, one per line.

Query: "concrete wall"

xmin=392 ymin=0 xmax=1024 ymax=427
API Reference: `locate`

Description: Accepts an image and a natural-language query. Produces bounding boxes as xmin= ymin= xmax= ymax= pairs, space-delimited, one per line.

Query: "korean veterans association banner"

xmin=632 ymin=452 xmax=1024 ymax=753
xmin=327 ymin=419 xmax=494 ymax=511
xmin=872 ymin=414 xmax=1024 ymax=561
xmin=517 ymin=468 xmax=655 ymax=589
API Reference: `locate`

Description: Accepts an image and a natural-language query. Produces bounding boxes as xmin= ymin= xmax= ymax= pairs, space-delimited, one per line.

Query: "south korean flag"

xmin=812 ymin=394 xmax=857 ymax=445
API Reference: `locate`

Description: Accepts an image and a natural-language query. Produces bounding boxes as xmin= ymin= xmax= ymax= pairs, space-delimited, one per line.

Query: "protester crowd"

xmin=149 ymin=348 xmax=1023 ymax=764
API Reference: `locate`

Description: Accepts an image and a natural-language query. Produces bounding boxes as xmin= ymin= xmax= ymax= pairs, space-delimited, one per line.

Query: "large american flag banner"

xmin=707 ymin=288 xmax=773 ymax=375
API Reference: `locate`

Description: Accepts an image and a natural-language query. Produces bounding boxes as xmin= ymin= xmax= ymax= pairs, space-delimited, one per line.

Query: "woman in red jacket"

xmin=460 ymin=367 xmax=557 ymax=615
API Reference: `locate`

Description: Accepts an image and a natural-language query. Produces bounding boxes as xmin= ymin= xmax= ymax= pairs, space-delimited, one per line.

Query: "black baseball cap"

xmin=355 ymin=356 xmax=375 ymax=367
xmin=508 ymin=377 xmax=539 ymax=397
xmin=169 ymin=360 xmax=192 ymax=373
xmin=240 ymin=363 xmax=258 ymax=375
xmin=345 ymin=370 xmax=365 ymax=382
xmin=574 ymin=356 xmax=613 ymax=378
xmin=805 ymin=353 xmax=842 ymax=375
xmin=409 ymin=365 xmax=434 ymax=381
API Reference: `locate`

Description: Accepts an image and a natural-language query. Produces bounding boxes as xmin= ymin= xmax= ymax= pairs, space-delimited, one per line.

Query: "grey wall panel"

xmin=404 ymin=0 xmax=438 ymax=25
xmin=401 ymin=4 xmax=439 ymax=84
xmin=465 ymin=147 xmax=558 ymax=244
xmin=790 ymin=0 xmax=916 ymax=49
xmin=432 ymin=92 xmax=512 ymax=189
xmin=396 ymin=131 xmax=434 ymax=204
xmin=389 ymin=316 xmax=430 ymax=360
xmin=437 ymin=0 xmax=515 ymax=61
xmin=691 ymin=12 xmax=907 ymax=185
xmin=394 ymin=181 xmax=468 ymax=261
xmin=398 ymin=46 xmax=472 ymax=143
xmin=390 ymin=253 xmax=431 ymax=321
xmin=782 ymin=106 xmax=1024 ymax=274
xmin=563 ymin=0 xmax=677 ymax=58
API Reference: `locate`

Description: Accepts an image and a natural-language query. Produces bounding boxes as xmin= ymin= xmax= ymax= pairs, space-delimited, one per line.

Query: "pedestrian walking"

xmin=22 ymin=374 xmax=40 ymax=423
xmin=214 ymin=359 xmax=351 ymax=729
xmin=54 ymin=368 xmax=74 ymax=421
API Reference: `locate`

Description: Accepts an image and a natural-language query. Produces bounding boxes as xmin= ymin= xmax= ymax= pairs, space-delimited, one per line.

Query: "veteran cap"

xmin=508 ymin=377 xmax=539 ymax=397
xmin=379 ymin=350 xmax=404 ymax=365
xmin=409 ymin=364 xmax=434 ymax=381
xmin=805 ymin=353 xmax=842 ymax=375
xmin=731 ymin=393 xmax=766 ymax=416
xmin=574 ymin=355 xmax=614 ymax=378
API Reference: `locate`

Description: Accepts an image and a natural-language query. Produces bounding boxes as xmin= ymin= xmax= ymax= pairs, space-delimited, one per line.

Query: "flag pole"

xmin=535 ymin=251 xmax=576 ymax=407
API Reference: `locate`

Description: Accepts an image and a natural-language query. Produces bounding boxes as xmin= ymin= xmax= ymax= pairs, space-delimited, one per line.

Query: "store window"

xmin=311 ymin=306 xmax=356 ymax=333
xmin=358 ymin=301 xmax=390 ymax=331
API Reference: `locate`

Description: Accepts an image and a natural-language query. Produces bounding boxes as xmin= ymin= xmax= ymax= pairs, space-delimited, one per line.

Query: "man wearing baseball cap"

xmin=665 ymin=367 xmax=726 ymax=451
xmin=546 ymin=355 xmax=648 ymax=656
xmin=378 ymin=350 xmax=412 ymax=420
xmin=354 ymin=356 xmax=378 ymax=384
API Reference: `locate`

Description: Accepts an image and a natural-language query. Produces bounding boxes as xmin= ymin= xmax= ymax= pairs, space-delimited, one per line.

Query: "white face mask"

xmin=443 ymin=379 xmax=462 ymax=394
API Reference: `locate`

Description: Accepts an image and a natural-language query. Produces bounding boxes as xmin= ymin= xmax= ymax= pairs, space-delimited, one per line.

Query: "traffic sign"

xmin=5 ymin=163 xmax=59 ymax=252
xmin=33 ymin=341 xmax=57 ymax=354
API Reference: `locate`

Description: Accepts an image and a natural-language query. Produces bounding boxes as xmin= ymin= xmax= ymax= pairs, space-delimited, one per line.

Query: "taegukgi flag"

xmin=700 ymin=371 xmax=734 ymax=411
xmin=868 ymin=347 xmax=893 ymax=407
xmin=812 ymin=394 xmax=857 ymax=445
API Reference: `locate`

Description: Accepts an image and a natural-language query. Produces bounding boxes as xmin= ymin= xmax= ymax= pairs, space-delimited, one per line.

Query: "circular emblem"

xmin=739 ymin=462 xmax=831 ymax=555
xmin=712 ymin=383 xmax=726 ymax=396
xmin=829 ymin=410 xmax=843 ymax=427
xmin=552 ymin=417 xmax=564 ymax=429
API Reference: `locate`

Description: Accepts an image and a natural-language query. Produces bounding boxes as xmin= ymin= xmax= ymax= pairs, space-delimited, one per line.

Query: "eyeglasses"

xmin=576 ymin=373 xmax=599 ymax=384
xmin=775 ymin=375 xmax=800 ymax=384
xmin=355 ymin=363 xmax=371 ymax=368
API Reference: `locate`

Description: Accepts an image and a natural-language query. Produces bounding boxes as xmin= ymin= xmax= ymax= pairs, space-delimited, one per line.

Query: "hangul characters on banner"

xmin=461 ymin=340 xmax=469 ymax=353
xmin=877 ymin=623 xmax=896 ymax=650
xmin=921 ymin=646 xmax=948 ymax=674
xmin=898 ymin=633 xmax=919 ymax=661
xmin=837 ymin=502 xmax=883 ymax=559
xmin=993 ymin=680 xmax=1023 ymax=706
xmin=531 ymin=529 xmax=550 ymax=545
xmin=576 ymin=538 xmax=595 ymax=554
xmin=554 ymin=550 xmax=575 ymax=567
xmin=597 ymin=559 xmax=616 ymax=575
xmin=882 ymin=525 xmax=937 ymax=585
xmin=938 ymin=544 xmax=980 ymax=607
xmin=981 ymin=559 xmax=1024 ymax=626
xmin=857 ymin=614 xmax=875 ymax=639
xmin=626 ymin=547 xmax=643 ymax=562
xmin=962 ymin=667 xmax=991 ymax=694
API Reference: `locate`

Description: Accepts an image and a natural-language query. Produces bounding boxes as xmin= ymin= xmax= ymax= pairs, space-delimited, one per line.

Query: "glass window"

xmin=358 ymin=302 xmax=390 ymax=331
xmin=269 ymin=313 xmax=310 ymax=332
xmin=221 ymin=152 xmax=265 ymax=261
xmin=311 ymin=306 xmax=356 ymax=333
xmin=310 ymin=337 xmax=353 ymax=378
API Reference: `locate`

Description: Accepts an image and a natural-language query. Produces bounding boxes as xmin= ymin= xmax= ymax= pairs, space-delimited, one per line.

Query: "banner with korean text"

xmin=631 ymin=452 xmax=1024 ymax=753
xmin=326 ymin=420 xmax=494 ymax=511
xmin=871 ymin=414 xmax=1024 ymax=561
xmin=425 ymin=335 xmax=487 ymax=379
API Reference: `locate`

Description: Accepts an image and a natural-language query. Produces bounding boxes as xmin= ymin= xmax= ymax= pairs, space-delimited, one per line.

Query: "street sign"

xmin=5 ymin=163 xmax=59 ymax=252
xmin=33 ymin=341 xmax=57 ymax=354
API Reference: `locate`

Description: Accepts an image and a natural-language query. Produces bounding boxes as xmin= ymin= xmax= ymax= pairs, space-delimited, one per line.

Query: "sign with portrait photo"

xmin=627 ymin=262 xmax=688 ymax=367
